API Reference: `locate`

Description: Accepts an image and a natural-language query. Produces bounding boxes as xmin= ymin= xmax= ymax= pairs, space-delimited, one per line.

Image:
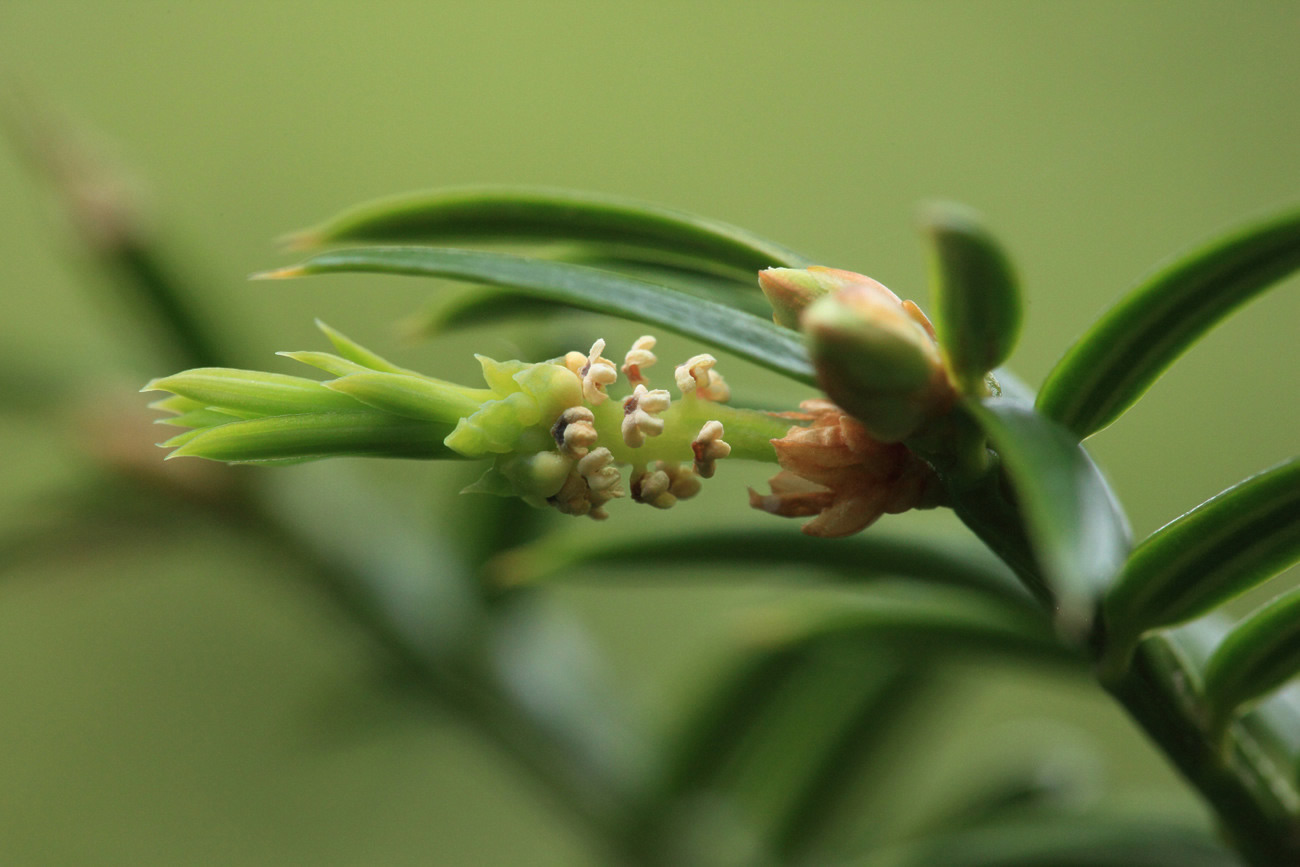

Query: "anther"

xmin=578 ymin=447 xmax=624 ymax=496
xmin=552 ymin=406 xmax=598 ymax=458
xmin=621 ymin=335 xmax=658 ymax=386
xmin=691 ymin=420 xmax=731 ymax=479
xmin=674 ymin=354 xmax=731 ymax=402
xmin=565 ymin=339 xmax=618 ymax=404
xmin=621 ymin=384 xmax=671 ymax=448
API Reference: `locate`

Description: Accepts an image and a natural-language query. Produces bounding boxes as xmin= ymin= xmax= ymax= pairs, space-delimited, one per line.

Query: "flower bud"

xmin=801 ymin=276 xmax=954 ymax=442
xmin=758 ymin=266 xmax=899 ymax=330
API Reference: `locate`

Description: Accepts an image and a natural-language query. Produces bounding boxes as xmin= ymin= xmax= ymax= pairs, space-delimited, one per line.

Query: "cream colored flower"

xmin=551 ymin=406 xmax=598 ymax=458
xmin=621 ymin=336 xmax=658 ymax=386
xmin=691 ymin=420 xmax=731 ymax=479
xmin=621 ymin=384 xmax=671 ymax=448
xmin=564 ymin=339 xmax=619 ymax=404
xmin=578 ymin=447 xmax=623 ymax=495
xmin=674 ymin=354 xmax=730 ymax=402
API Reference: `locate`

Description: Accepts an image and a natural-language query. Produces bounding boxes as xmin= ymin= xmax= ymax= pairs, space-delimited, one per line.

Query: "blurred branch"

xmin=3 ymin=87 xmax=227 ymax=369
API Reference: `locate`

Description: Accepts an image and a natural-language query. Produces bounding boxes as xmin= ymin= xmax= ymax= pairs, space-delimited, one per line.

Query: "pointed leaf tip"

xmin=250 ymin=265 xmax=306 ymax=281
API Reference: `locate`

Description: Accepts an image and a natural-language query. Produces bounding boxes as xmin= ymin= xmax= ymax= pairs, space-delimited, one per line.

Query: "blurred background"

xmin=0 ymin=3 xmax=1297 ymax=864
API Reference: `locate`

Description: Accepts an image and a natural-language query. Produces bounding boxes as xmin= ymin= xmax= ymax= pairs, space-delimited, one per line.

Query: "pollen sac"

xmin=565 ymin=339 xmax=619 ymax=405
xmin=578 ymin=447 xmax=624 ymax=495
xmin=621 ymin=336 xmax=658 ymax=386
xmin=548 ymin=454 xmax=623 ymax=520
xmin=552 ymin=406 xmax=598 ymax=458
xmin=631 ymin=461 xmax=702 ymax=509
xmin=621 ymin=384 xmax=671 ymax=448
xmin=691 ymin=420 xmax=731 ymax=479
xmin=674 ymin=354 xmax=730 ymax=402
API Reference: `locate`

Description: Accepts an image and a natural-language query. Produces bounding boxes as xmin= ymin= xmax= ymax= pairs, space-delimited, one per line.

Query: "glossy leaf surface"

xmin=1038 ymin=207 xmax=1300 ymax=438
xmin=260 ymin=247 xmax=817 ymax=384
xmin=1204 ymin=589 xmax=1300 ymax=735
xmin=1104 ymin=458 xmax=1300 ymax=652
xmin=286 ymin=186 xmax=810 ymax=274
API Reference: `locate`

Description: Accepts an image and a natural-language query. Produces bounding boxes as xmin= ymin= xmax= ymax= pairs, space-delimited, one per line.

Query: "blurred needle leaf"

xmin=879 ymin=813 xmax=1239 ymax=867
xmin=489 ymin=527 xmax=1031 ymax=607
xmin=633 ymin=636 xmax=928 ymax=863
xmin=403 ymin=288 xmax=571 ymax=338
xmin=258 ymin=247 xmax=817 ymax=384
xmin=1037 ymin=206 xmax=1300 ymax=439
xmin=783 ymin=586 xmax=1081 ymax=669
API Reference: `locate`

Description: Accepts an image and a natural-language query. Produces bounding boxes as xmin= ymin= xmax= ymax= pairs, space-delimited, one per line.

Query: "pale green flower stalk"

xmin=144 ymin=321 xmax=793 ymax=519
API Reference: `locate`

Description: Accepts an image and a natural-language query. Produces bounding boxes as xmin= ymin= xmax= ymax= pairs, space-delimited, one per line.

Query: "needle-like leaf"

xmin=1102 ymin=458 xmax=1300 ymax=672
xmin=257 ymin=247 xmax=816 ymax=384
xmin=488 ymin=528 xmax=1031 ymax=607
xmin=1038 ymin=207 xmax=1300 ymax=439
xmin=1203 ymin=589 xmax=1300 ymax=742
xmin=164 ymin=412 xmax=462 ymax=463
xmin=284 ymin=186 xmax=811 ymax=275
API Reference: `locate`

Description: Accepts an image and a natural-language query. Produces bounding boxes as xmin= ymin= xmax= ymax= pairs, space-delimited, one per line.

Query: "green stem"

xmin=1105 ymin=637 xmax=1300 ymax=865
xmin=589 ymin=394 xmax=789 ymax=466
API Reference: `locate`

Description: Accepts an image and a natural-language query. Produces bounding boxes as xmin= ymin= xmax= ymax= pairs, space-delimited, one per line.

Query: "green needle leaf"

xmin=1038 ymin=207 xmax=1300 ymax=439
xmin=921 ymin=202 xmax=1022 ymax=390
xmin=1102 ymin=458 xmax=1300 ymax=671
xmin=143 ymin=368 xmax=363 ymax=417
xmin=488 ymin=528 xmax=1031 ymax=607
xmin=966 ymin=399 xmax=1132 ymax=639
xmin=785 ymin=586 xmax=1079 ymax=669
xmin=284 ymin=185 xmax=810 ymax=274
xmin=1203 ymin=589 xmax=1300 ymax=742
xmin=165 ymin=412 xmax=462 ymax=462
xmin=323 ymin=372 xmax=492 ymax=422
xmin=258 ymin=247 xmax=816 ymax=385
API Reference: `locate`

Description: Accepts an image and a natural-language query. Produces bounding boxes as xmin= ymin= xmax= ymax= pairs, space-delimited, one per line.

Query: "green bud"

xmin=444 ymin=357 xmax=583 ymax=457
xmin=758 ymin=266 xmax=897 ymax=329
xmin=803 ymin=281 xmax=954 ymax=442
xmin=497 ymin=451 xmax=575 ymax=505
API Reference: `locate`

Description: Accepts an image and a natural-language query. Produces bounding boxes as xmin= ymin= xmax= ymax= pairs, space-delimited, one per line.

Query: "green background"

xmin=0 ymin=3 xmax=1296 ymax=864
